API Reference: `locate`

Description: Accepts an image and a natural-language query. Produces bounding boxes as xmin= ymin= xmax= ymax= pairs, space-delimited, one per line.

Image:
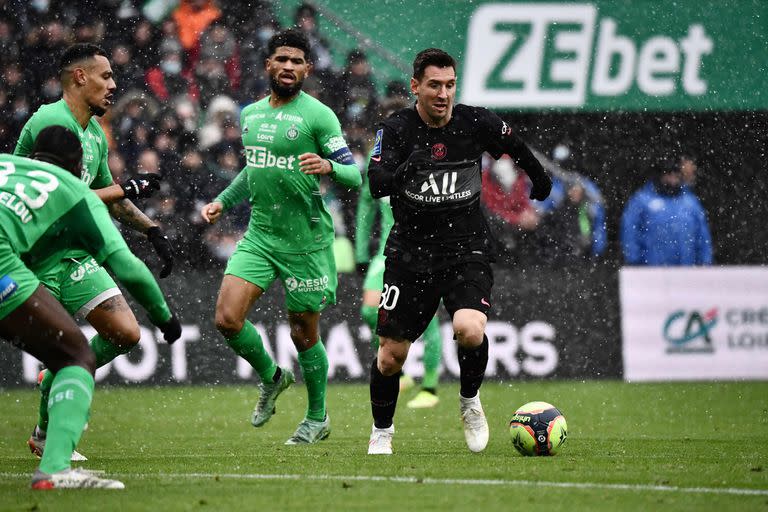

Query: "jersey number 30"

xmin=0 ymin=161 xmax=60 ymax=209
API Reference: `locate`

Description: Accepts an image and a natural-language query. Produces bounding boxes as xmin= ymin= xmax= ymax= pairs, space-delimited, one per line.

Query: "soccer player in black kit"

xmin=366 ymin=48 xmax=552 ymax=455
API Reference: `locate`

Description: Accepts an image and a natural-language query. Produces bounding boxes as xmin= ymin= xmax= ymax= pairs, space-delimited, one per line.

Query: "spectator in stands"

xmin=199 ymin=21 xmax=240 ymax=83
xmin=621 ymin=157 xmax=713 ymax=266
xmin=535 ymin=143 xmax=607 ymax=263
xmin=23 ymin=18 xmax=68 ymax=92
xmin=195 ymin=55 xmax=232 ymax=108
xmin=172 ymin=0 xmax=221 ymax=64
xmin=0 ymin=17 xmax=20 ymax=66
xmin=680 ymin=154 xmax=699 ymax=189
xmin=481 ymin=154 xmax=540 ymax=263
xmin=340 ymin=49 xmax=378 ymax=129
xmin=294 ymin=2 xmax=333 ymax=73
xmin=384 ymin=80 xmax=410 ymax=101
xmin=111 ymin=43 xmax=146 ymax=98
xmin=72 ymin=17 xmax=104 ymax=44
xmin=198 ymin=94 xmax=239 ymax=150
xmin=544 ymin=177 xmax=606 ymax=264
xmin=146 ymin=45 xmax=192 ymax=102
xmin=129 ymin=17 xmax=158 ymax=71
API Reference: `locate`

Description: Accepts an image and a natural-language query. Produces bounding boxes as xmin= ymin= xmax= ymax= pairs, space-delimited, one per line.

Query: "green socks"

xmin=37 ymin=334 xmax=133 ymax=431
xmin=226 ymin=320 xmax=277 ymax=383
xmin=298 ymin=341 xmax=329 ymax=422
xmin=38 ymin=366 xmax=94 ymax=474
xmin=421 ymin=316 xmax=443 ymax=390
xmin=90 ymin=334 xmax=133 ymax=368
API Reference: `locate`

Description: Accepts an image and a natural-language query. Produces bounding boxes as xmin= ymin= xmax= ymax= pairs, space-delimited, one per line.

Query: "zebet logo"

xmin=245 ymin=146 xmax=296 ymax=170
xmin=462 ymin=4 xmax=713 ymax=108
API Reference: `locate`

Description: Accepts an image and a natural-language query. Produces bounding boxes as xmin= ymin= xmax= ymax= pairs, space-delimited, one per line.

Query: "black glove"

xmin=120 ymin=173 xmax=162 ymax=200
xmin=157 ymin=313 xmax=182 ymax=344
xmin=146 ymin=226 xmax=174 ymax=278
xmin=529 ymin=174 xmax=553 ymax=201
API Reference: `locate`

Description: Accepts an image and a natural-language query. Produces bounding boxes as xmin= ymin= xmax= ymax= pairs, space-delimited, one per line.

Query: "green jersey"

xmin=0 ymin=154 xmax=171 ymax=324
xmin=0 ymin=155 xmax=91 ymax=253
xmin=216 ymin=91 xmax=361 ymax=254
xmin=14 ymin=99 xmax=112 ymax=189
xmin=14 ymin=99 xmax=114 ymax=263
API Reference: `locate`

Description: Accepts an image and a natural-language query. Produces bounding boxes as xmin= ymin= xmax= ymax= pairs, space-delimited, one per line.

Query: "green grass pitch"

xmin=1 ymin=381 xmax=767 ymax=511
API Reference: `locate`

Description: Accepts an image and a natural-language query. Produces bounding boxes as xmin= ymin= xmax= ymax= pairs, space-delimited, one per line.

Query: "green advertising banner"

xmin=276 ymin=0 xmax=767 ymax=111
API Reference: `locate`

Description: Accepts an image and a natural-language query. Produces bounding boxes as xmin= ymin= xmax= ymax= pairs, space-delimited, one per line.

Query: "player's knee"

xmin=215 ymin=308 xmax=244 ymax=338
xmin=108 ymin=320 xmax=141 ymax=349
xmin=453 ymin=319 xmax=485 ymax=348
xmin=377 ymin=349 xmax=405 ymax=376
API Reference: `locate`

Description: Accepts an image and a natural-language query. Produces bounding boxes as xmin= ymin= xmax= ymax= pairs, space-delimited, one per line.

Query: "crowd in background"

xmin=0 ymin=0 xmax=712 ymax=270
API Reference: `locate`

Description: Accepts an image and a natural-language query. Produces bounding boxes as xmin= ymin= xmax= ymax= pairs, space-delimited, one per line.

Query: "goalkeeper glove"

xmin=146 ymin=226 xmax=174 ymax=278
xmin=121 ymin=173 xmax=161 ymax=200
xmin=157 ymin=313 xmax=182 ymax=344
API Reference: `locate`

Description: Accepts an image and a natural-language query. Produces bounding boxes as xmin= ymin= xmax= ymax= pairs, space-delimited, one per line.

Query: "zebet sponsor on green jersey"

xmin=235 ymin=91 xmax=357 ymax=254
xmin=13 ymin=99 xmax=114 ymax=267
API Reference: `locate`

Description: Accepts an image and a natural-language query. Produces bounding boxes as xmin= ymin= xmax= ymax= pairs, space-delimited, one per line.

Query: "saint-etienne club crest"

xmin=286 ymin=124 xmax=299 ymax=141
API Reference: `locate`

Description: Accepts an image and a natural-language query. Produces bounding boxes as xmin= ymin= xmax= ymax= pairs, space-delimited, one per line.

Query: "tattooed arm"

xmin=107 ymin=198 xmax=157 ymax=234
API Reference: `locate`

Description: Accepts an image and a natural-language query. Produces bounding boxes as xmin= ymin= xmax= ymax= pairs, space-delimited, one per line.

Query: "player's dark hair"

xmin=412 ymin=48 xmax=456 ymax=80
xmin=267 ymin=28 xmax=312 ymax=62
xmin=59 ymin=43 xmax=108 ymax=75
xmin=29 ymin=125 xmax=83 ymax=177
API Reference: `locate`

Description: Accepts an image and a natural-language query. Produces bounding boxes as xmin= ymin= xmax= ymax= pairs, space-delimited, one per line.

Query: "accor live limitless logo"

xmin=461 ymin=3 xmax=713 ymax=107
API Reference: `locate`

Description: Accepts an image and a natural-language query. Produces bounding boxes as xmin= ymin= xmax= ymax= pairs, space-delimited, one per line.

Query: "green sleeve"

xmin=329 ymin=160 xmax=362 ymax=188
xmin=90 ymin=129 xmax=113 ymax=189
xmin=102 ymin=248 xmax=171 ymax=325
xmin=313 ymin=104 xmax=361 ymax=188
xmin=214 ymin=169 xmax=250 ymax=211
xmin=354 ymin=172 xmax=377 ymax=262
xmin=378 ymin=199 xmax=395 ymax=255
xmin=13 ymin=121 xmax=34 ymax=157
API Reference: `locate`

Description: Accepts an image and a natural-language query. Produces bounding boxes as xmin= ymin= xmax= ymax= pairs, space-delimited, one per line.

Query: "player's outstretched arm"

xmin=64 ymin=196 xmax=182 ymax=343
xmin=94 ymin=174 xmax=162 ymax=204
xmin=107 ymin=198 xmax=174 ymax=277
xmin=102 ymin=248 xmax=181 ymax=343
xmin=206 ymin=169 xmax=249 ymax=223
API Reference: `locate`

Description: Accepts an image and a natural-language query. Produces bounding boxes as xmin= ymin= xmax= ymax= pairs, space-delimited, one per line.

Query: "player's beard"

xmin=270 ymin=76 xmax=304 ymax=99
xmin=89 ymin=103 xmax=107 ymax=117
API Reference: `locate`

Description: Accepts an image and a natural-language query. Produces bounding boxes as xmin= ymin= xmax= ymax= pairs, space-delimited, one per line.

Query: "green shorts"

xmin=38 ymin=256 xmax=121 ymax=319
xmin=363 ymin=254 xmax=386 ymax=292
xmin=225 ymin=239 xmax=337 ymax=313
xmin=0 ymin=240 xmax=40 ymax=320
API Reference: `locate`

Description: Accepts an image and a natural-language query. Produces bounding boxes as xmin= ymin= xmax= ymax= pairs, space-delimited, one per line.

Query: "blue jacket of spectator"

xmin=621 ymin=181 xmax=713 ymax=265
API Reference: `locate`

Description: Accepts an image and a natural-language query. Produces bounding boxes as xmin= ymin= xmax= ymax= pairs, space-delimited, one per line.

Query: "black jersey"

xmin=368 ymin=104 xmax=549 ymax=271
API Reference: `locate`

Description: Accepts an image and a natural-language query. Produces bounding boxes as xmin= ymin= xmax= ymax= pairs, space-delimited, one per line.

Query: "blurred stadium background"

xmin=0 ymin=0 xmax=765 ymax=387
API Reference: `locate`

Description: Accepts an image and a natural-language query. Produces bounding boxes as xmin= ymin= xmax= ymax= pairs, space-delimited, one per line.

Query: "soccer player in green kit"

xmin=1 ymin=125 xmax=179 ymax=489
xmin=355 ymin=99 xmax=443 ymax=409
xmin=14 ymin=44 xmax=177 ymax=461
xmin=201 ymin=29 xmax=361 ymax=444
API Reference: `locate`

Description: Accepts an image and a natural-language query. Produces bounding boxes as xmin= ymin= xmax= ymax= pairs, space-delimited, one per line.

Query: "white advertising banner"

xmin=620 ymin=267 xmax=768 ymax=381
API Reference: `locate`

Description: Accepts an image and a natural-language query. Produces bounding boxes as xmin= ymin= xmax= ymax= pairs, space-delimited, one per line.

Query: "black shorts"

xmin=376 ymin=259 xmax=494 ymax=342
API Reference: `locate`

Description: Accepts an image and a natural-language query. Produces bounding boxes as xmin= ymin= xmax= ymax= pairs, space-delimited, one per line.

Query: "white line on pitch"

xmin=3 ymin=472 xmax=767 ymax=496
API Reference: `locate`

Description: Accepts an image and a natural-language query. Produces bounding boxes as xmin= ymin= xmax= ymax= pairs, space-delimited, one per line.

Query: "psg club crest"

xmin=431 ymin=143 xmax=447 ymax=160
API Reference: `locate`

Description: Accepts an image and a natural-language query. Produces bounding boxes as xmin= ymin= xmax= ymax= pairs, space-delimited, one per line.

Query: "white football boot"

xmin=460 ymin=392 xmax=489 ymax=453
xmin=367 ymin=423 xmax=394 ymax=455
